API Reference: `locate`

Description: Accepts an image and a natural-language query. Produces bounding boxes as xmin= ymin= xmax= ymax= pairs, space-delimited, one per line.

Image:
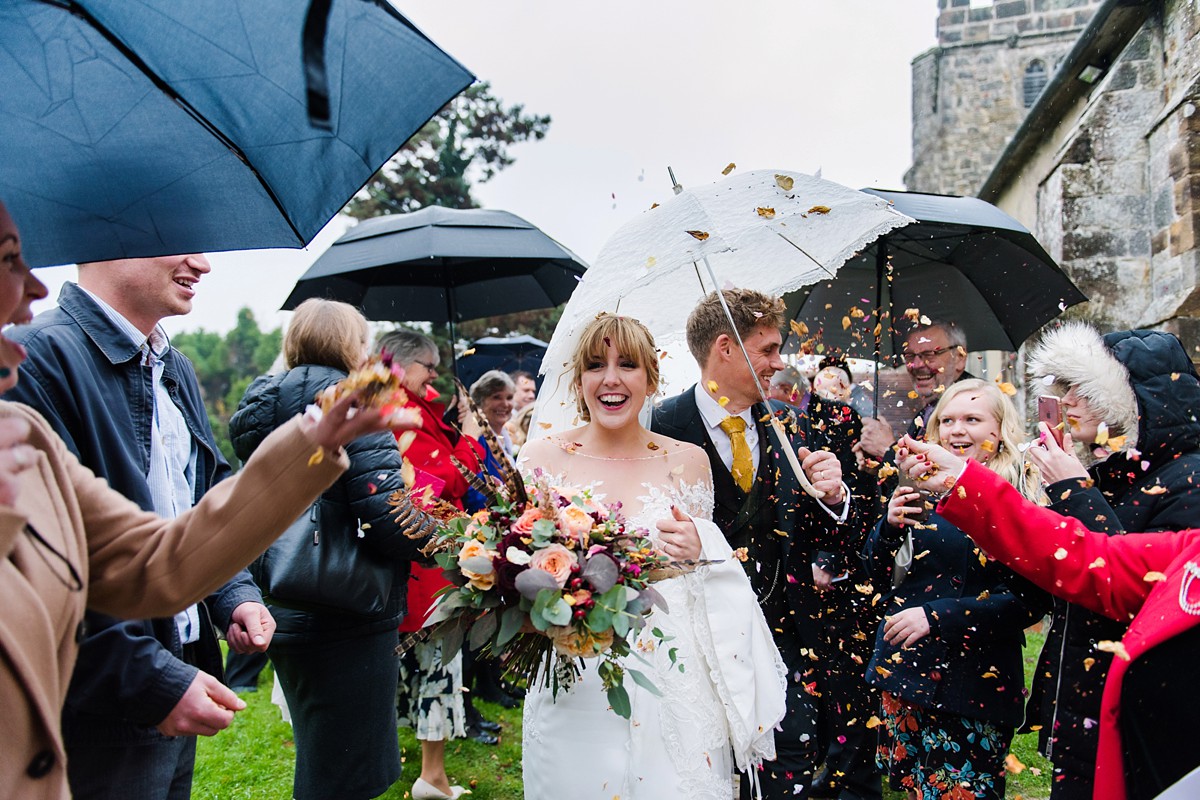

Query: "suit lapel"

xmin=656 ymin=388 xmax=742 ymax=518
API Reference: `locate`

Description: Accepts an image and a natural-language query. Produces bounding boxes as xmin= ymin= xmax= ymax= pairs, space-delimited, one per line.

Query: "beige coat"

xmin=0 ymin=402 xmax=348 ymax=799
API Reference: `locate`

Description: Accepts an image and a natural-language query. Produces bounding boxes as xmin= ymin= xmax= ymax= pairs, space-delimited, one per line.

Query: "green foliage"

xmin=194 ymin=632 xmax=1055 ymax=798
xmin=345 ymin=82 xmax=551 ymax=219
xmin=344 ymin=82 xmax=558 ymax=388
xmin=194 ymin=662 xmax=524 ymax=799
xmin=173 ymin=308 xmax=282 ymax=467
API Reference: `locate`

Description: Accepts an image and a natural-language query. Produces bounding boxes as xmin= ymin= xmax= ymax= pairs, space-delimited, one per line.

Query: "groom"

xmin=652 ymin=288 xmax=854 ymax=799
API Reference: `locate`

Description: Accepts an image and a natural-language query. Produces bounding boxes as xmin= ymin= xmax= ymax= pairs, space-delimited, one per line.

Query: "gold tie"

xmin=719 ymin=416 xmax=754 ymax=493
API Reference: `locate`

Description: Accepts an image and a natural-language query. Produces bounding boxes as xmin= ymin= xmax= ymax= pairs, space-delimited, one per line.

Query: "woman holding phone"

xmin=863 ymin=379 xmax=1042 ymax=800
xmin=1019 ymin=324 xmax=1200 ymax=799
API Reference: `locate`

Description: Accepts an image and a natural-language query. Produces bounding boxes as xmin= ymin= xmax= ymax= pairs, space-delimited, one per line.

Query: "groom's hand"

xmin=798 ymin=447 xmax=844 ymax=506
xmin=656 ymin=505 xmax=702 ymax=561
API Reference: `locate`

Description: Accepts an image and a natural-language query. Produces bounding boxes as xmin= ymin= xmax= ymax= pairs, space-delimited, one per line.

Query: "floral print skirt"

xmin=396 ymin=640 xmax=466 ymax=742
xmin=876 ymin=691 xmax=1013 ymax=800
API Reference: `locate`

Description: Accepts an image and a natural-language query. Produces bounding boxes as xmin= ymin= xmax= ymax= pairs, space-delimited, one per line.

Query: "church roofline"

xmin=977 ymin=0 xmax=1152 ymax=202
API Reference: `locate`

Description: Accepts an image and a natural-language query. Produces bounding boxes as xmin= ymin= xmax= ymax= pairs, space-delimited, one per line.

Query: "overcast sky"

xmin=32 ymin=2 xmax=939 ymax=336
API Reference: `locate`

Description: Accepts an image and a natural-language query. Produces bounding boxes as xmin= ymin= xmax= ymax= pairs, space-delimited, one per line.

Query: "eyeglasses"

xmin=413 ymin=358 xmax=438 ymax=372
xmin=903 ymin=346 xmax=954 ymax=364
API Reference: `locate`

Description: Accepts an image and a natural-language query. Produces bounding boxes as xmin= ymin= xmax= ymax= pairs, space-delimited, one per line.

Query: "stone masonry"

xmin=906 ymin=0 xmax=1103 ymax=197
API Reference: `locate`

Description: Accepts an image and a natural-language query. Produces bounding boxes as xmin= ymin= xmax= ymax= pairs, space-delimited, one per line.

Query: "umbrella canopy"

xmin=0 ymin=0 xmax=473 ymax=267
xmin=783 ymin=189 xmax=1087 ymax=360
xmin=282 ymin=206 xmax=587 ymax=323
xmin=457 ymin=335 xmax=548 ymax=389
xmin=534 ymin=169 xmax=913 ymax=436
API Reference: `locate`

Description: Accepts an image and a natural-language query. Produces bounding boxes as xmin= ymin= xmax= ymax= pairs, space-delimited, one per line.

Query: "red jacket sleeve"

xmin=400 ymin=408 xmax=484 ymax=507
xmin=938 ymin=460 xmax=1192 ymax=623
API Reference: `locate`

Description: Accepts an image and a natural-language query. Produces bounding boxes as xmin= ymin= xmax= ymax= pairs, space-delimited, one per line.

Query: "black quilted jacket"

xmin=231 ymin=365 xmax=422 ymax=642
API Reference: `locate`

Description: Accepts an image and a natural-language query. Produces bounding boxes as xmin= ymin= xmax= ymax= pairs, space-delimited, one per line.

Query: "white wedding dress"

xmin=521 ymin=475 xmax=786 ymax=800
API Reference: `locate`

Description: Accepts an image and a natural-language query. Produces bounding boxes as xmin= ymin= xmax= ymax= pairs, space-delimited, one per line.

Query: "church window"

xmin=1024 ymin=60 xmax=1048 ymax=108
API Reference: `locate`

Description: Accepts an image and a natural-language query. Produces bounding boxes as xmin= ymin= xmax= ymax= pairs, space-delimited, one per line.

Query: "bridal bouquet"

xmin=400 ymin=473 xmax=686 ymax=718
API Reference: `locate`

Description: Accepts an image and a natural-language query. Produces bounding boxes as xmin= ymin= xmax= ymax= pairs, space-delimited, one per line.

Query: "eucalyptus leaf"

xmin=544 ymin=596 xmax=572 ymax=626
xmin=607 ymin=684 xmax=631 ymax=719
xmin=582 ymin=553 xmax=619 ymax=594
xmin=627 ymin=668 xmax=663 ymax=697
xmin=587 ymin=603 xmax=613 ymax=632
xmin=497 ymin=606 xmax=525 ymax=647
xmin=624 ymin=592 xmax=649 ymax=616
xmin=612 ymin=610 xmax=630 ymax=638
xmin=441 ymin=618 xmax=466 ymax=663
xmin=598 ymin=583 xmax=628 ymax=613
xmin=530 ymin=587 xmax=558 ymax=631
xmin=467 ymin=610 xmax=498 ymax=650
xmin=434 ymin=552 xmax=457 ymax=570
xmin=641 ymin=585 xmax=669 ymax=614
xmin=459 ymin=555 xmax=494 ymax=575
xmin=531 ymin=519 xmax=557 ymax=545
xmin=515 ymin=568 xmax=560 ymax=600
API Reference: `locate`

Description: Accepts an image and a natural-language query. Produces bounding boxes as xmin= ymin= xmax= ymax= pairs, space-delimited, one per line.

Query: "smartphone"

xmin=896 ymin=473 xmax=932 ymax=523
xmin=1038 ymin=395 xmax=1064 ymax=447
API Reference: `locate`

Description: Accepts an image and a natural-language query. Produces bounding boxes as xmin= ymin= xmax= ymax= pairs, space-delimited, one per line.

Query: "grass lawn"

xmin=197 ymin=631 xmax=1053 ymax=799
xmin=193 ymin=664 xmax=524 ymax=800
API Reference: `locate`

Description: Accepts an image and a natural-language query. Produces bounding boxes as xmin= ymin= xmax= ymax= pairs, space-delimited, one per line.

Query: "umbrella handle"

xmin=769 ymin=417 xmax=825 ymax=501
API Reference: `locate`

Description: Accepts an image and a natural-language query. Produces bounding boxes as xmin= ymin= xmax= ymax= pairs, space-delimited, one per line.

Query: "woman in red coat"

xmin=898 ymin=431 xmax=1200 ymax=800
xmin=379 ymin=330 xmax=486 ymax=800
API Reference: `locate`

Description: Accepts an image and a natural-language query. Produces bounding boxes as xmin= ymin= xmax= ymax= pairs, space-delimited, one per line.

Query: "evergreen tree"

xmin=346 ymin=81 xmax=551 ymax=218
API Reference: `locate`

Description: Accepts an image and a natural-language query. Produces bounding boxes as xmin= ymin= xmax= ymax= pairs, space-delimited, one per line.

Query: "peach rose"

xmin=458 ymin=539 xmax=497 ymax=591
xmin=558 ymin=505 xmax=595 ymax=542
xmin=528 ymin=543 xmax=577 ymax=588
xmin=511 ymin=507 xmax=543 ymax=536
xmin=551 ymin=625 xmax=614 ymax=658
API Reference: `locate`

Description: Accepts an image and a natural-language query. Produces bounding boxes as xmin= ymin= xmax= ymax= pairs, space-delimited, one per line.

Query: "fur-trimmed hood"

xmin=1026 ymin=322 xmax=1200 ymax=465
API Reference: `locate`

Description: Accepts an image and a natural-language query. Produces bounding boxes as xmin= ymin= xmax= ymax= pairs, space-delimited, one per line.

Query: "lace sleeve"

xmin=673 ymin=478 xmax=715 ymax=522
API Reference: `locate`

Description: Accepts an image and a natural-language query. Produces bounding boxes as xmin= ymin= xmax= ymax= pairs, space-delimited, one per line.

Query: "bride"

xmin=518 ymin=313 xmax=786 ymax=800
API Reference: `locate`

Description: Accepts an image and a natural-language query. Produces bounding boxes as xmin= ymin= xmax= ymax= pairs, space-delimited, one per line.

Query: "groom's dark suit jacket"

xmin=651 ymin=387 xmax=853 ymax=646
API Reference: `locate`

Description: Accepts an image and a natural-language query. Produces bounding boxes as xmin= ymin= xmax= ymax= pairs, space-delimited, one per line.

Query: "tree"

xmin=347 ymin=81 xmax=559 ymax=393
xmin=174 ymin=308 xmax=282 ymax=467
xmin=346 ymin=81 xmax=551 ymax=218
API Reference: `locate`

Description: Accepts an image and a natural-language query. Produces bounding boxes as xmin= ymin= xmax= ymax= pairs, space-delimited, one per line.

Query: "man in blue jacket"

xmin=5 ymin=255 xmax=274 ymax=799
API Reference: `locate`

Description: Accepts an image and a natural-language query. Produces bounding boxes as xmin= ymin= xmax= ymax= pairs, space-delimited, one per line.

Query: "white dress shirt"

xmin=84 ymin=288 xmax=201 ymax=644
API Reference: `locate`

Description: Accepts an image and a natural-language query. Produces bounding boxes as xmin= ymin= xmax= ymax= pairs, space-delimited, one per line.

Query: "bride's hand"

xmin=655 ymin=505 xmax=702 ymax=561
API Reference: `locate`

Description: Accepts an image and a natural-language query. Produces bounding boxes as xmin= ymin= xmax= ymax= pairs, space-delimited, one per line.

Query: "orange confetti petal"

xmin=1096 ymin=640 xmax=1131 ymax=661
xmin=775 ymin=174 xmax=794 ymax=191
xmin=1004 ymin=753 xmax=1026 ymax=774
xmin=685 ymin=230 xmax=710 ymax=241
xmin=722 ymin=162 xmax=736 ymax=175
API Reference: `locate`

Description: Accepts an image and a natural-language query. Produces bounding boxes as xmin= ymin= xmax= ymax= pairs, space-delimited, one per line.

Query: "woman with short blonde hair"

xmin=283 ymin=298 xmax=370 ymax=371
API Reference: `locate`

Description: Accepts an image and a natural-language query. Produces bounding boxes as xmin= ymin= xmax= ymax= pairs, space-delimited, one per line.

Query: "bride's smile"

xmin=581 ymin=348 xmax=647 ymax=427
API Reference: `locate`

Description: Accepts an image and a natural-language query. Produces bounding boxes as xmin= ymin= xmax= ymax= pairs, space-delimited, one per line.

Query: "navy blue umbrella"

xmin=282 ymin=206 xmax=587 ymax=325
xmin=0 ymin=0 xmax=473 ymax=267
xmin=784 ymin=189 xmax=1087 ymax=360
xmin=457 ymin=335 xmax=547 ymax=388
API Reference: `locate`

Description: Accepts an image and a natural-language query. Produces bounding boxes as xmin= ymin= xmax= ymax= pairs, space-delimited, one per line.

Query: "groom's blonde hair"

xmin=569 ymin=313 xmax=659 ymax=422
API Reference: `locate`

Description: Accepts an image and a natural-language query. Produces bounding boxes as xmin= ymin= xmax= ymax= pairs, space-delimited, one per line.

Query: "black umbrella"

xmin=783 ymin=189 xmax=1087 ymax=362
xmin=283 ymin=206 xmax=587 ymax=348
xmin=457 ymin=335 xmax=548 ymax=388
xmin=0 ymin=0 xmax=472 ymax=267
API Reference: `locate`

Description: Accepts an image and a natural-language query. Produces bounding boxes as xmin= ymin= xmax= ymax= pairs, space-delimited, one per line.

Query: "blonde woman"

xmin=863 ymin=379 xmax=1041 ymax=800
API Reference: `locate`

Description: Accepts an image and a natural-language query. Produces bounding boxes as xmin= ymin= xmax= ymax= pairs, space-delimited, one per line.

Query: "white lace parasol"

xmin=531 ymin=168 xmax=914 ymax=439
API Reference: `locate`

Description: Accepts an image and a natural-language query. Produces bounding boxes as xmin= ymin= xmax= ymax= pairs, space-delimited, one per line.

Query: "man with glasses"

xmin=853 ymin=319 xmax=972 ymax=465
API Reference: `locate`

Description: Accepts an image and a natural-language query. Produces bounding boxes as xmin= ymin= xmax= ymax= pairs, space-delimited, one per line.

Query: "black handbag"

xmin=251 ymin=498 xmax=394 ymax=616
